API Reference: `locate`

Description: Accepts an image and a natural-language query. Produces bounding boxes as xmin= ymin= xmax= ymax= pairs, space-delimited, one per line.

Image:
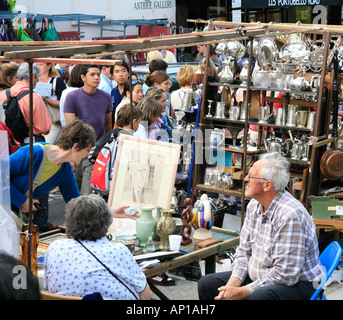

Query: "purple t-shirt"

xmin=64 ymin=87 xmax=112 ymax=140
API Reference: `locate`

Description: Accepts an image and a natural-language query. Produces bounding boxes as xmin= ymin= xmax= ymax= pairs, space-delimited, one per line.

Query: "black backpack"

xmin=3 ymin=89 xmax=30 ymax=143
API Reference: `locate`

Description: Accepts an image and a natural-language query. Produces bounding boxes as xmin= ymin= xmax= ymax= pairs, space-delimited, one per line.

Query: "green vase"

xmin=136 ymin=205 xmax=156 ymax=247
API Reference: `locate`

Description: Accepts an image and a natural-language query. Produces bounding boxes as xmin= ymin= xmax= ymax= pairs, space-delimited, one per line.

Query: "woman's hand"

xmin=20 ymin=199 xmax=40 ymax=213
xmin=109 ymin=206 xmax=139 ymax=220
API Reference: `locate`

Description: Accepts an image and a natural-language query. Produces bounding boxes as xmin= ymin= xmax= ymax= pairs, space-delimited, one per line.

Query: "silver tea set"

xmin=263 ymin=133 xmax=312 ymax=161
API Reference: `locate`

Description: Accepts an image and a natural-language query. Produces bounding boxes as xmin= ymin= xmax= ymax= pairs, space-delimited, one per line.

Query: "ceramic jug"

xmin=210 ymin=128 xmax=225 ymax=148
xmin=136 ymin=205 xmax=157 ymax=247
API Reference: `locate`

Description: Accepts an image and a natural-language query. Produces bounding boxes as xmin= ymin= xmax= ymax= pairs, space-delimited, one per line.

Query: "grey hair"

xmin=65 ymin=194 xmax=113 ymax=241
xmin=259 ymin=152 xmax=290 ymax=191
xmin=17 ymin=62 xmax=40 ymax=80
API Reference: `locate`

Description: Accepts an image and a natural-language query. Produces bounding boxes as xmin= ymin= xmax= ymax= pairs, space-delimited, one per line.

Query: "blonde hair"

xmin=177 ymin=65 xmax=196 ymax=87
xmin=145 ymin=86 xmax=165 ymax=101
xmin=48 ymin=63 xmax=61 ymax=78
xmin=147 ymin=50 xmax=163 ymax=63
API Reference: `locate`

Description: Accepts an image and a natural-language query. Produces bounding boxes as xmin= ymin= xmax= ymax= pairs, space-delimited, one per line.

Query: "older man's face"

xmin=244 ymin=160 xmax=267 ymax=199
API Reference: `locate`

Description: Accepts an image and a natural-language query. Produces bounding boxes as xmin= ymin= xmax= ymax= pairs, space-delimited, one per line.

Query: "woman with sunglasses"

xmin=114 ymin=80 xmax=144 ymax=123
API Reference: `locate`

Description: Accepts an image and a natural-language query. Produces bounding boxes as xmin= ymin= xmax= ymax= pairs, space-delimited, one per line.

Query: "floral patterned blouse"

xmin=44 ymin=237 xmax=147 ymax=300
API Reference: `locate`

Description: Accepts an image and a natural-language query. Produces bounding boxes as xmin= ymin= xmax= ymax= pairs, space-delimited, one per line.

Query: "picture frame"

xmin=108 ymin=134 xmax=181 ymax=210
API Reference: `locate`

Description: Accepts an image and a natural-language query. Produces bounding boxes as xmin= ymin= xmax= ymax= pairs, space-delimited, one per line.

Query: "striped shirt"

xmin=232 ymin=190 xmax=324 ymax=293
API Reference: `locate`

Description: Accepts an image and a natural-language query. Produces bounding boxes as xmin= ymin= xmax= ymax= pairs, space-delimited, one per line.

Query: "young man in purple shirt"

xmin=64 ymin=65 xmax=112 ymax=194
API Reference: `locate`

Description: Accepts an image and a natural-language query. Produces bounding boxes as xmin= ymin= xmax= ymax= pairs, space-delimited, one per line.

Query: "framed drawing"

xmin=108 ymin=134 xmax=181 ymax=210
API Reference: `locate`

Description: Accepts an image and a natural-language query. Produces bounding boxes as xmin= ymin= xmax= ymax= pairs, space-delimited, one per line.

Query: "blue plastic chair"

xmin=310 ymin=241 xmax=342 ymax=300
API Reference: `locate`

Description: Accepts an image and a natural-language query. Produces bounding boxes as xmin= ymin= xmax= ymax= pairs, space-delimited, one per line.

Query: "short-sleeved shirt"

xmin=64 ymin=87 xmax=112 ymax=140
xmin=44 ymin=237 xmax=147 ymax=300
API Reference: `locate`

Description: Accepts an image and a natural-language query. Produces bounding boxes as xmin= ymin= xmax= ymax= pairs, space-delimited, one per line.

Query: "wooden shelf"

xmin=195 ymin=184 xmax=243 ymax=197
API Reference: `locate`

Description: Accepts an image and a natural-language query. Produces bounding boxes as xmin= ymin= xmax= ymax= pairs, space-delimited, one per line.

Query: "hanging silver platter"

xmin=257 ymin=38 xmax=278 ymax=69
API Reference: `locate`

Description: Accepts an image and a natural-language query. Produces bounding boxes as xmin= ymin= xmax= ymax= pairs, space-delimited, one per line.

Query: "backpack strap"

xmin=17 ymin=90 xmax=30 ymax=101
xmin=4 ymin=89 xmax=30 ymax=106
xmin=52 ymin=77 xmax=57 ymax=96
xmin=25 ymin=143 xmax=47 ymax=197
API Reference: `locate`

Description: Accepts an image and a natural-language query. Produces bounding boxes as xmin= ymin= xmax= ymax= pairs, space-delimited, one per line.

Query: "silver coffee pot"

xmin=218 ymin=60 xmax=234 ymax=84
xmin=239 ymin=59 xmax=249 ymax=86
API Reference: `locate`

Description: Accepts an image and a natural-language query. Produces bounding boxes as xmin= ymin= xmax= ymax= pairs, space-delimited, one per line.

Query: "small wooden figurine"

xmin=180 ymin=198 xmax=193 ymax=246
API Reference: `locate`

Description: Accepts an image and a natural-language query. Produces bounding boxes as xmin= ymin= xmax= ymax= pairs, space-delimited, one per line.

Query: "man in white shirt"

xmin=98 ymin=55 xmax=114 ymax=95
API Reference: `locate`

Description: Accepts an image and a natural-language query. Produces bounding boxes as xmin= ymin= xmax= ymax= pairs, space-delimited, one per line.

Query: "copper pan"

xmin=320 ymin=144 xmax=343 ymax=180
xmin=320 ymin=51 xmax=343 ymax=180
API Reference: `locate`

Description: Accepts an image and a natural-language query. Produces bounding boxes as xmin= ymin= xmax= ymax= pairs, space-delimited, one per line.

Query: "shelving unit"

xmin=190 ymin=21 xmax=335 ymax=227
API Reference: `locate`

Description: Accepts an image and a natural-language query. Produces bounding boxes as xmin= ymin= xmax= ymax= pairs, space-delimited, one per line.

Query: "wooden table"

xmin=313 ymin=219 xmax=343 ymax=241
xmin=38 ymin=227 xmax=240 ymax=300
xmin=141 ymin=227 xmax=240 ymax=299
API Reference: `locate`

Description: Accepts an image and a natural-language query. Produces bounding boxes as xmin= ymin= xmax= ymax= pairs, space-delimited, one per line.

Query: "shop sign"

xmin=133 ymin=1 xmax=172 ymax=11
xmin=241 ymin=0 xmax=342 ymax=8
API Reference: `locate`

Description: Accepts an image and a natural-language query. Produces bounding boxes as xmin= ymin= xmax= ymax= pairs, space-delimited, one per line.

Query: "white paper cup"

xmin=124 ymin=205 xmax=137 ymax=216
xmin=169 ymin=235 xmax=182 ymax=251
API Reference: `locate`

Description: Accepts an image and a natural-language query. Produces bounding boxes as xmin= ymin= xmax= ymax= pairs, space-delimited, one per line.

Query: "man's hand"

xmin=215 ymin=285 xmax=250 ymax=300
xmin=20 ymin=199 xmax=40 ymax=213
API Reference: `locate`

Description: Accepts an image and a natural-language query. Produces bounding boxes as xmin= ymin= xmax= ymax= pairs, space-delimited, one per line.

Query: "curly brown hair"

xmin=56 ymin=119 xmax=96 ymax=151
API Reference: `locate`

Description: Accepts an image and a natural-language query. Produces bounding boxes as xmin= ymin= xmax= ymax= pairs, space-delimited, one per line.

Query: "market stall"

xmin=2 ymin=21 xmax=343 ymax=297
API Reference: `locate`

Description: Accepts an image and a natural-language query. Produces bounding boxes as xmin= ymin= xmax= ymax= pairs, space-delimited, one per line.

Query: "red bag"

xmin=0 ymin=121 xmax=21 ymax=154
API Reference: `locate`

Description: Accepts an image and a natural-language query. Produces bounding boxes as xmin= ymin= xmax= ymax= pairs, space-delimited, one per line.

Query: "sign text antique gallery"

xmin=134 ymin=1 xmax=172 ymax=10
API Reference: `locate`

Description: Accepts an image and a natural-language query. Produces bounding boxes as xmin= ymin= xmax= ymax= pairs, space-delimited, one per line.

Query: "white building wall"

xmin=15 ymin=0 xmax=175 ymax=40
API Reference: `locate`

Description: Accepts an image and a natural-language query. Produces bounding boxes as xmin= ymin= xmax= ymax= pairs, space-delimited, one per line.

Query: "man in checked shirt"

xmin=198 ymin=152 xmax=325 ymax=300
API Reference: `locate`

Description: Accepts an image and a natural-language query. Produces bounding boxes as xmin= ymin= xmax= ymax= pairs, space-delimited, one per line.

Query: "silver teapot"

xmin=219 ymin=172 xmax=234 ymax=189
xmin=218 ymin=60 xmax=234 ymax=84
xmin=290 ymin=139 xmax=304 ymax=160
xmin=263 ymin=134 xmax=289 ymax=156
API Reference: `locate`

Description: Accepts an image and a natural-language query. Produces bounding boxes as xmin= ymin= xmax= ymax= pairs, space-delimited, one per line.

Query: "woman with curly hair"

xmin=44 ymin=194 xmax=151 ymax=300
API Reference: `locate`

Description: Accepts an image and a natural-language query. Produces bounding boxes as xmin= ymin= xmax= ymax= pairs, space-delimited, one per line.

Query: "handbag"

xmin=7 ymin=19 xmax=19 ymax=41
xmin=43 ymin=18 xmax=62 ymax=41
xmin=28 ymin=19 xmax=42 ymax=41
xmin=18 ymin=19 xmax=33 ymax=42
xmin=76 ymin=239 xmax=139 ymax=300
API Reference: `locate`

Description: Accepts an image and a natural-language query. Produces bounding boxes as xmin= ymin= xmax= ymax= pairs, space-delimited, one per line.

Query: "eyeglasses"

xmin=246 ymin=172 xmax=268 ymax=181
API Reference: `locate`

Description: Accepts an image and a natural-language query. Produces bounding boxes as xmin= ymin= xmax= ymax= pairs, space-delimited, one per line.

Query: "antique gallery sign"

xmin=133 ymin=1 xmax=173 ymax=10
xmin=241 ymin=0 xmax=342 ymax=8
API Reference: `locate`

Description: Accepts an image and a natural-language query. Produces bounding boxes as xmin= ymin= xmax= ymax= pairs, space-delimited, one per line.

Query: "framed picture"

xmin=108 ymin=134 xmax=181 ymax=210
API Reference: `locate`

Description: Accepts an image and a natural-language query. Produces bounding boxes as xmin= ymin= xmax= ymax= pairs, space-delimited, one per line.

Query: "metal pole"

xmin=27 ymin=62 xmax=34 ymax=270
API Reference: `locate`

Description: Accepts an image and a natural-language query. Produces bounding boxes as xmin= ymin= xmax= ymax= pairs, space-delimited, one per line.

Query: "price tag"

xmin=336 ymin=206 xmax=343 ymax=215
